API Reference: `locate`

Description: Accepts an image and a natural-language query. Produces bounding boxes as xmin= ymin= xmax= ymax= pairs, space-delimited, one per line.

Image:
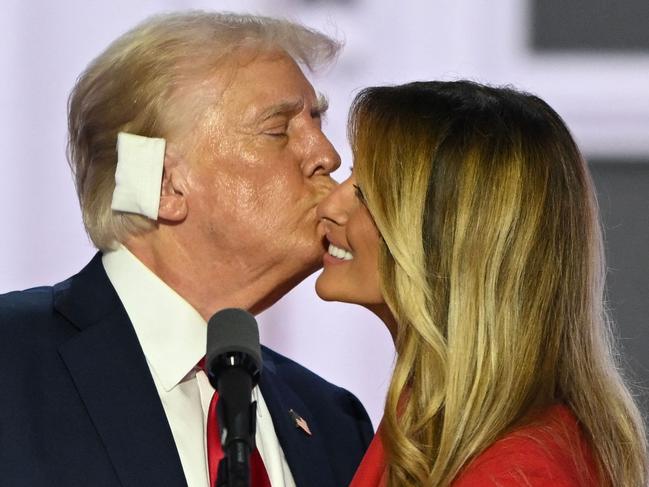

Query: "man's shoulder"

xmin=0 ymin=285 xmax=56 ymax=321
xmin=0 ymin=284 xmax=69 ymax=377
xmin=260 ymin=345 xmax=371 ymax=425
xmin=0 ymin=254 xmax=100 ymax=322
xmin=260 ymin=346 xmax=374 ymax=484
xmin=261 ymin=345 xmax=346 ymax=395
xmin=0 ymin=273 xmax=79 ymax=348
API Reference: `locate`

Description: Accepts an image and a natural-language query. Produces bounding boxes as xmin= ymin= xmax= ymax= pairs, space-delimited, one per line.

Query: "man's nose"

xmin=304 ymin=132 xmax=342 ymax=177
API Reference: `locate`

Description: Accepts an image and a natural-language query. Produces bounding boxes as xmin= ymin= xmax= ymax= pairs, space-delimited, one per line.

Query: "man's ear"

xmin=158 ymin=149 xmax=188 ymax=222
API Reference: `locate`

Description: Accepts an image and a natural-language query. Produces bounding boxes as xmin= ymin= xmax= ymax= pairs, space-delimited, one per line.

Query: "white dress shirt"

xmin=102 ymin=245 xmax=296 ymax=487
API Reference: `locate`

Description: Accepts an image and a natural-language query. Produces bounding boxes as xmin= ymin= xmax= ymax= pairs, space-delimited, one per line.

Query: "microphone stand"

xmin=205 ymin=308 xmax=263 ymax=487
xmin=213 ymin=359 xmax=258 ymax=487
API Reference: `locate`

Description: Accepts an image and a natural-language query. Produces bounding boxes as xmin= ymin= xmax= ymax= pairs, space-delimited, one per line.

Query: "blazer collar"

xmin=54 ymin=253 xmax=187 ymax=487
xmin=259 ymin=350 xmax=337 ymax=487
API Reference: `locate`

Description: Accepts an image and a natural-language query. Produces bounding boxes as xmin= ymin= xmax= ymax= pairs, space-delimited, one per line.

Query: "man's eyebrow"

xmin=255 ymin=93 xmax=329 ymax=122
xmin=312 ymin=93 xmax=329 ymax=117
xmin=257 ymin=99 xmax=305 ymax=122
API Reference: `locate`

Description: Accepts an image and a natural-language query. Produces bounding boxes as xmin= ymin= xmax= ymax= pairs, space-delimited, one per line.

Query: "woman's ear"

xmin=157 ymin=149 xmax=188 ymax=222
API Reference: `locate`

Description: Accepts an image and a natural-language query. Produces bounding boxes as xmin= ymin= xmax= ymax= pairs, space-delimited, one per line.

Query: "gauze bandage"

xmin=111 ymin=132 xmax=166 ymax=220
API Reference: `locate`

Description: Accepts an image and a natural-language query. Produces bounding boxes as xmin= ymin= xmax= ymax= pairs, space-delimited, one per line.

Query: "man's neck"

xmin=122 ymin=237 xmax=305 ymax=320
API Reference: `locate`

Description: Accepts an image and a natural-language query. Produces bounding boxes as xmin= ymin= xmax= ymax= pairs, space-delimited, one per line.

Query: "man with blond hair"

xmin=0 ymin=12 xmax=372 ymax=487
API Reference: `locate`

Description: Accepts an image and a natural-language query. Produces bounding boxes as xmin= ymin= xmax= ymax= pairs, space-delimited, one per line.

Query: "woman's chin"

xmin=315 ymin=276 xmax=342 ymax=302
xmin=315 ymin=275 xmax=355 ymax=304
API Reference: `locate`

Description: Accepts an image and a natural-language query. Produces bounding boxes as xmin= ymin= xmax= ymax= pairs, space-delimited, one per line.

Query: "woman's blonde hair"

xmin=67 ymin=11 xmax=340 ymax=250
xmin=351 ymin=81 xmax=647 ymax=486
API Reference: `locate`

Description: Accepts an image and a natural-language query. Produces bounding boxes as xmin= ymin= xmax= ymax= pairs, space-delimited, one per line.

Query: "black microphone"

xmin=206 ymin=308 xmax=263 ymax=487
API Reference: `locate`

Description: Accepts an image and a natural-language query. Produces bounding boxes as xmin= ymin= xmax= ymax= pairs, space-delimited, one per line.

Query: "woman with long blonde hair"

xmin=316 ymin=80 xmax=647 ymax=486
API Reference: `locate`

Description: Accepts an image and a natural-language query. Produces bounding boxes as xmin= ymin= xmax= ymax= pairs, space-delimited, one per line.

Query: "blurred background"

xmin=1 ymin=0 xmax=647 ymax=428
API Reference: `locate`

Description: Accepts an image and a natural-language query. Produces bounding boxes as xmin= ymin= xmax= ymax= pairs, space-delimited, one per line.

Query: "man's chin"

xmin=292 ymin=236 xmax=327 ymax=273
xmin=268 ymin=238 xmax=326 ymax=289
xmin=249 ymin=259 xmax=321 ymax=314
xmin=291 ymin=254 xmax=324 ymax=282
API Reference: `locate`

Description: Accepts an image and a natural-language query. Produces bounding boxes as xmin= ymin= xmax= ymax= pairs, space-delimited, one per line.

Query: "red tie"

xmin=204 ymin=371 xmax=271 ymax=487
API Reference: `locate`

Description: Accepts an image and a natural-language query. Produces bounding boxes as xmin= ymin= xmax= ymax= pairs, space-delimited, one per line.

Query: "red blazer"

xmin=350 ymin=404 xmax=600 ymax=486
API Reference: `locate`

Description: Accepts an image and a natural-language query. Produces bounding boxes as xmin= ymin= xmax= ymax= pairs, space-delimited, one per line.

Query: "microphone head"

xmin=206 ymin=308 xmax=262 ymax=385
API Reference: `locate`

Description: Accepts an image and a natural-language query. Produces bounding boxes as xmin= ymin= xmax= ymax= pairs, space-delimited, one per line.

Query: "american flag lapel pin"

xmin=289 ymin=409 xmax=312 ymax=436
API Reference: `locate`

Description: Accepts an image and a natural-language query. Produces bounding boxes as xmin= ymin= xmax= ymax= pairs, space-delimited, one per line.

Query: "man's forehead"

xmin=188 ymin=50 xmax=323 ymax=124
xmin=251 ymin=93 xmax=329 ymax=121
xmin=224 ymin=52 xmax=315 ymax=94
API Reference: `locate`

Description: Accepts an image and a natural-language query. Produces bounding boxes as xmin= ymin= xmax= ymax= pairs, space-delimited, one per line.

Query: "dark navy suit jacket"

xmin=0 ymin=254 xmax=373 ymax=486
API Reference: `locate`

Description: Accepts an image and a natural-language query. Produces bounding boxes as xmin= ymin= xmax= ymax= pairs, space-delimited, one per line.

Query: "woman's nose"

xmin=316 ymin=176 xmax=355 ymax=225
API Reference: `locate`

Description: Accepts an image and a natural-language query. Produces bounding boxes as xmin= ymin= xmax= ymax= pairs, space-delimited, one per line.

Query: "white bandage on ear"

xmin=111 ymin=132 xmax=166 ymax=220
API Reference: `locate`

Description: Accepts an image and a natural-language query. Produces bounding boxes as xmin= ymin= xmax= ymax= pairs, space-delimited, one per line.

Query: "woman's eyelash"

xmin=353 ymin=184 xmax=365 ymax=201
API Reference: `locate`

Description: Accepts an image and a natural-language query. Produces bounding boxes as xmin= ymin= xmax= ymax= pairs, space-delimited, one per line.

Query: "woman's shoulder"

xmin=452 ymin=404 xmax=599 ymax=486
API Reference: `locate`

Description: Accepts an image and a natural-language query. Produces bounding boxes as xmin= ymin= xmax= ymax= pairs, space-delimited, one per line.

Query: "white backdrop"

xmin=2 ymin=0 xmax=648 ymax=428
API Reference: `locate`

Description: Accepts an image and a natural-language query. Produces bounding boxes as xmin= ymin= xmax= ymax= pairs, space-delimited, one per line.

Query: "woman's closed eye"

xmin=353 ymin=184 xmax=366 ymax=203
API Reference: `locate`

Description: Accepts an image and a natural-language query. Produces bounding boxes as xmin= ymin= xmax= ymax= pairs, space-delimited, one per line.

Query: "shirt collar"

xmin=102 ymin=245 xmax=206 ymax=392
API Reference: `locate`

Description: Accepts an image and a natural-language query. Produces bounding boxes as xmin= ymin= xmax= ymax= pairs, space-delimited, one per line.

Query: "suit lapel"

xmin=55 ymin=254 xmax=187 ymax=487
xmin=259 ymin=354 xmax=337 ymax=487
